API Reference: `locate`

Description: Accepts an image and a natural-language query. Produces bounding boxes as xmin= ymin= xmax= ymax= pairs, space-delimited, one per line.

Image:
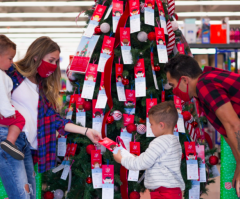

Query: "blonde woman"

xmin=0 ymin=36 xmax=101 ymax=199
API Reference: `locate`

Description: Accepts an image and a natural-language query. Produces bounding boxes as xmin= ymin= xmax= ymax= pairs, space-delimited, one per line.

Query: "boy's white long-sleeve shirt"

xmin=0 ymin=70 xmax=15 ymax=117
xmin=121 ymin=134 xmax=185 ymax=190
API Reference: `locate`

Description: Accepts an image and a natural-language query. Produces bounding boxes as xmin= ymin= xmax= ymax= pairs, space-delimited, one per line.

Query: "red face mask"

xmin=37 ymin=60 xmax=57 ymax=78
xmin=172 ymin=78 xmax=191 ymax=102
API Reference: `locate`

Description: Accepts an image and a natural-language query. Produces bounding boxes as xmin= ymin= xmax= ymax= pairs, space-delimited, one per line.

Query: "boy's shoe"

xmin=1 ymin=140 xmax=24 ymax=160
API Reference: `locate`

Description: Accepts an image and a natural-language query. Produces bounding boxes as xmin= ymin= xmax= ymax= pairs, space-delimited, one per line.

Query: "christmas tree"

xmin=43 ymin=0 xmax=218 ymax=198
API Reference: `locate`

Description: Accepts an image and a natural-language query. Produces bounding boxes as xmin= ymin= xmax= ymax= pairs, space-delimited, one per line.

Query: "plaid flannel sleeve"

xmin=55 ymin=113 xmax=73 ymax=136
xmin=197 ymin=79 xmax=230 ymax=112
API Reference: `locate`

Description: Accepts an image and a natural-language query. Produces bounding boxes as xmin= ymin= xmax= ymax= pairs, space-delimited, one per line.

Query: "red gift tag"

xmin=125 ymin=89 xmax=136 ymax=108
xmin=196 ymin=145 xmax=205 ymax=164
xmin=177 ymin=43 xmax=185 ymax=55
xmin=130 ymin=142 xmax=140 ymax=156
xmin=70 ymin=143 xmax=77 ymax=156
xmin=129 ymin=0 xmax=140 ymax=16
xmin=174 ymin=95 xmax=182 ymax=114
xmin=75 ymin=94 xmax=85 ymax=113
xmin=155 ymin=0 xmax=165 ymax=17
xmin=98 ymin=137 xmax=120 ymax=152
xmin=115 ymin=64 xmax=123 ymax=83
xmin=68 ymin=95 xmax=75 ymax=111
xmin=91 ymin=150 xmax=102 ymax=169
xmin=101 ymin=36 xmax=115 ymax=56
xmin=99 ymin=72 xmax=105 ymax=91
xmin=122 ymin=114 xmax=135 ymax=133
xmin=184 ymin=142 xmax=197 ymax=160
xmin=155 ymin=27 xmax=166 ymax=46
xmin=146 ymin=98 xmax=157 ymax=117
xmin=120 ymin=27 xmax=131 ymax=47
xmin=65 ymin=143 xmax=72 ymax=157
xmin=91 ymin=4 xmax=107 ymax=22
xmin=161 ymin=91 xmax=165 ymax=102
xmin=84 ymin=63 xmax=98 ymax=82
xmin=102 ymin=165 xmax=114 ymax=184
xmin=144 ymin=0 xmax=155 ymax=9
xmin=112 ymin=0 xmax=124 ymax=17
xmin=134 ymin=59 xmax=145 ymax=78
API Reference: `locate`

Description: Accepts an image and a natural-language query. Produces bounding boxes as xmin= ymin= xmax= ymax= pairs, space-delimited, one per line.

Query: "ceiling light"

xmin=0 ymin=28 xmax=86 ymax=33
xmin=5 ymin=33 xmax=82 ymax=38
xmin=0 ymin=21 xmax=86 ymax=26
xmin=178 ymin=12 xmax=240 ymax=17
xmin=0 ymin=13 xmax=86 ymax=18
xmin=0 ymin=1 xmax=95 ymax=7
xmin=176 ymin=1 xmax=240 ymax=6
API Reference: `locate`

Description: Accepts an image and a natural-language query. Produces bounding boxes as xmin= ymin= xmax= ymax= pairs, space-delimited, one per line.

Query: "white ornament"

xmin=137 ymin=124 xmax=146 ymax=134
xmin=112 ymin=110 xmax=122 ymax=121
xmin=100 ymin=23 xmax=110 ymax=33
xmin=163 ymin=83 xmax=172 ymax=90
xmin=137 ymin=31 xmax=148 ymax=42
xmin=54 ymin=189 xmax=64 ymax=199
xmin=171 ymin=21 xmax=179 ymax=31
xmin=66 ymin=95 xmax=71 ymax=102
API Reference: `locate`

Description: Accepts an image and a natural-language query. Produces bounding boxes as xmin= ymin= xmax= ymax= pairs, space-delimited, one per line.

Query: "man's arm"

xmin=215 ymin=102 xmax=240 ymax=196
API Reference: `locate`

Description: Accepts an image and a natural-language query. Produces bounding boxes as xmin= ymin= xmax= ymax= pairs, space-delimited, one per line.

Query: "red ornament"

xmin=126 ymin=123 xmax=137 ymax=133
xmin=122 ymin=77 xmax=129 ymax=86
xmin=43 ymin=191 xmax=54 ymax=199
xmin=191 ymin=121 xmax=198 ymax=128
xmin=148 ymin=32 xmax=156 ymax=41
xmin=129 ymin=191 xmax=140 ymax=199
xmin=209 ymin=155 xmax=219 ymax=165
xmin=86 ymin=144 xmax=95 ymax=155
xmin=86 ymin=176 xmax=92 ymax=184
xmin=106 ymin=115 xmax=114 ymax=124
xmin=94 ymin=26 xmax=102 ymax=35
xmin=174 ymin=13 xmax=179 ymax=20
xmin=181 ymin=153 xmax=185 ymax=160
xmin=154 ymin=65 xmax=160 ymax=72
xmin=139 ymin=118 xmax=146 ymax=124
xmin=83 ymin=101 xmax=92 ymax=111
xmin=182 ymin=111 xmax=191 ymax=121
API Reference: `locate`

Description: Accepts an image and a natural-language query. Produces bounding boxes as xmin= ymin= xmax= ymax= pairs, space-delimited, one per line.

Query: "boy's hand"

xmin=113 ymin=149 xmax=122 ymax=163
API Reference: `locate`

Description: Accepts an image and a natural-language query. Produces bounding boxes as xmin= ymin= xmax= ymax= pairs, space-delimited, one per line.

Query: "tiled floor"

xmin=140 ymin=165 xmax=220 ymax=199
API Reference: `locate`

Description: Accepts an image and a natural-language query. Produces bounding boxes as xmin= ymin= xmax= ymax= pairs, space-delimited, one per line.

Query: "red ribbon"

xmin=101 ymin=1 xmax=130 ymax=199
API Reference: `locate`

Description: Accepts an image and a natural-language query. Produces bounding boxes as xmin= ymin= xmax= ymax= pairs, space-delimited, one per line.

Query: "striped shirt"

xmin=121 ymin=134 xmax=185 ymax=190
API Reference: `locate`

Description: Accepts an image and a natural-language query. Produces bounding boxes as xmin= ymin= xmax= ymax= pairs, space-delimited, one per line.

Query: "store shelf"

xmin=189 ymin=43 xmax=240 ymax=49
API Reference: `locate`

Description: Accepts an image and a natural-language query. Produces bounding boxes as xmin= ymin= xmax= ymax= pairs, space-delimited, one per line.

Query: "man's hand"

xmin=86 ymin=129 xmax=102 ymax=144
xmin=232 ymin=166 xmax=240 ymax=197
xmin=113 ymin=149 xmax=122 ymax=164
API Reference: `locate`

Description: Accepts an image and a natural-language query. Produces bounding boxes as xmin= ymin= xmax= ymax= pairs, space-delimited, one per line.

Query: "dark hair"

xmin=189 ymin=153 xmax=194 ymax=155
xmin=148 ymin=101 xmax=178 ymax=129
xmin=0 ymin=35 xmax=16 ymax=54
xmin=115 ymin=11 xmax=121 ymax=14
xmin=164 ymin=54 xmax=202 ymax=81
xmin=117 ymin=75 xmax=122 ymax=78
xmin=158 ymin=39 xmax=163 ymax=42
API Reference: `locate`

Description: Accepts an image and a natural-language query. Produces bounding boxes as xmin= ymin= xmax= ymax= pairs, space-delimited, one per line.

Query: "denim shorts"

xmin=0 ymin=127 xmax=36 ymax=199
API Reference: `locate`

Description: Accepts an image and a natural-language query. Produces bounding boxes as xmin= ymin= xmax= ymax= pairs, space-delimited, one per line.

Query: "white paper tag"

xmin=84 ymin=20 xmax=99 ymax=38
xmin=146 ymin=118 xmax=155 ymax=137
xmin=66 ymin=111 xmax=73 ymax=120
xmin=157 ymin=45 xmax=168 ymax=63
xmin=96 ymin=90 xmax=108 ymax=109
xmin=189 ymin=181 xmax=200 ymax=199
xmin=177 ymin=114 xmax=185 ymax=133
xmin=61 ymin=162 xmax=70 ymax=180
xmin=98 ymin=53 xmax=111 ymax=72
xmin=135 ymin=77 xmax=146 ymax=97
xmin=160 ymin=16 xmax=168 ymax=35
xmin=116 ymin=82 xmax=127 ymax=101
xmin=113 ymin=16 xmax=120 ymax=33
xmin=120 ymin=131 xmax=132 ymax=152
xmin=121 ymin=46 xmax=133 ymax=64
xmin=152 ymin=70 xmax=159 ymax=90
xmin=92 ymin=168 xmax=103 ymax=189
xmin=57 ymin=137 xmax=67 ymax=157
xmin=187 ymin=160 xmax=199 ymax=180
xmin=199 ymin=163 xmax=206 ymax=182
xmin=104 ymin=4 xmax=113 ymax=20
xmin=128 ymin=170 xmax=140 ymax=181
xmin=102 ymin=184 xmax=114 ymax=199
xmin=76 ymin=111 xmax=86 ymax=127
xmin=93 ymin=117 xmax=103 ymax=134
xmin=130 ymin=15 xmax=140 ymax=33
xmin=52 ymin=164 xmax=65 ymax=173
xmin=144 ymin=7 xmax=154 ymax=26
xmin=81 ymin=80 xmax=96 ymax=99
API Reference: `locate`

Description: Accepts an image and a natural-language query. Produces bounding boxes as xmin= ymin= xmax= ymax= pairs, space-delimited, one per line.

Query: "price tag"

xmin=57 ymin=137 xmax=67 ymax=157
xmin=155 ymin=27 xmax=168 ymax=63
xmin=115 ymin=64 xmax=126 ymax=101
xmin=144 ymin=0 xmax=155 ymax=26
xmin=102 ymin=165 xmax=114 ymax=199
xmin=129 ymin=0 xmax=140 ymax=33
xmin=75 ymin=94 xmax=86 ymax=127
xmin=112 ymin=0 xmax=123 ymax=32
xmin=120 ymin=27 xmax=133 ymax=64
